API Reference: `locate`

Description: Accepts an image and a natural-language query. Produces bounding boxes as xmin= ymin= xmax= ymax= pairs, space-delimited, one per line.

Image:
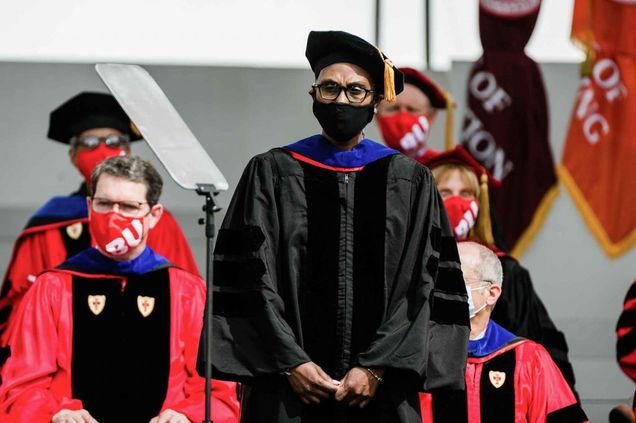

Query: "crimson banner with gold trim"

xmin=560 ymin=0 xmax=636 ymax=258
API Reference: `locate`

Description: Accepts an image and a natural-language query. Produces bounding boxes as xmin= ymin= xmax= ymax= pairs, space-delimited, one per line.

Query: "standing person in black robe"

xmin=201 ymin=30 xmax=470 ymax=423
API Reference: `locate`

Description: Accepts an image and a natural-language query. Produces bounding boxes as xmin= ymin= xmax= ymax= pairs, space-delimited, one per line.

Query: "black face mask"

xmin=312 ymin=100 xmax=375 ymax=143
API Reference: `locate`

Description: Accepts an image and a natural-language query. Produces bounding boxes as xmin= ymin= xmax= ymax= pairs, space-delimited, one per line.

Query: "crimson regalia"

xmin=0 ymin=186 xmax=199 ymax=364
xmin=0 ymin=247 xmax=237 ymax=423
xmin=617 ymin=279 xmax=636 ymax=382
xmin=419 ymin=321 xmax=586 ymax=423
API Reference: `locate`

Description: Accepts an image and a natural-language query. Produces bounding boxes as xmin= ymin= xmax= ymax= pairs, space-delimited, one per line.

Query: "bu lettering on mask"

xmin=444 ymin=196 xmax=479 ymax=240
xmin=377 ymin=112 xmax=431 ymax=157
xmin=90 ymin=212 xmax=145 ymax=256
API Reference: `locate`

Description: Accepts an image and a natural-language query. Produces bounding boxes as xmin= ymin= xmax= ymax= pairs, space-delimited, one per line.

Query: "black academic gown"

xmin=207 ymin=145 xmax=469 ymax=423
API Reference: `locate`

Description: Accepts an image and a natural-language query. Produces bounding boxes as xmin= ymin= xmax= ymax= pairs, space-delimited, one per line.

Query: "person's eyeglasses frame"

xmin=90 ymin=196 xmax=152 ymax=218
xmin=464 ymin=278 xmax=494 ymax=293
xmin=71 ymin=134 xmax=131 ymax=150
xmin=312 ymin=82 xmax=376 ymax=104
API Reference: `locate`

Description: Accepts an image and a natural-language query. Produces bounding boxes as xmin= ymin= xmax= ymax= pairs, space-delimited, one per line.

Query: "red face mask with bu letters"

xmin=89 ymin=211 xmax=145 ymax=257
xmin=443 ymin=196 xmax=479 ymax=241
xmin=377 ymin=112 xmax=432 ymax=158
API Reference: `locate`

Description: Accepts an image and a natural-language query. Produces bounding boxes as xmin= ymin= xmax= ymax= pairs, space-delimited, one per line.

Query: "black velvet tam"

xmin=305 ymin=30 xmax=404 ymax=97
xmin=47 ymin=92 xmax=143 ymax=144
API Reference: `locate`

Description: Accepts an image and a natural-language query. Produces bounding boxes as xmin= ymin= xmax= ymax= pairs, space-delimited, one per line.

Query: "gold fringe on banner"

xmin=510 ymin=183 xmax=559 ymax=259
xmin=557 ymin=166 xmax=636 ymax=259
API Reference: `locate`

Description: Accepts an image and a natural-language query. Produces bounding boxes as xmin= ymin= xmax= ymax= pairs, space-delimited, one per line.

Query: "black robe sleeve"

xmin=492 ymin=257 xmax=577 ymax=394
xmin=356 ymin=162 xmax=470 ymax=391
xmin=206 ymin=154 xmax=311 ymax=381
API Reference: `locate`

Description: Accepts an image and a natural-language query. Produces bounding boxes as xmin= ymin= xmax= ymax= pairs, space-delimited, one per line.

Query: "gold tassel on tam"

xmin=374 ymin=46 xmax=396 ymax=102
xmin=444 ymin=92 xmax=456 ymax=151
xmin=130 ymin=121 xmax=142 ymax=138
xmin=383 ymin=58 xmax=396 ymax=102
xmin=473 ymin=173 xmax=495 ymax=246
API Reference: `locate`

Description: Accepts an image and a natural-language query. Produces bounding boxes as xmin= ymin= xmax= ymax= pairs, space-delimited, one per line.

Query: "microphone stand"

xmin=197 ymin=184 xmax=221 ymax=423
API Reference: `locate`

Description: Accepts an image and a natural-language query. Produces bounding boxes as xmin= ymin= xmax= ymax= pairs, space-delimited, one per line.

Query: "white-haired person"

xmin=420 ymin=241 xmax=587 ymax=423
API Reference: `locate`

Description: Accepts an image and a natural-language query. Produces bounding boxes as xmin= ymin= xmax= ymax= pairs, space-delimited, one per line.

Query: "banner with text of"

xmin=461 ymin=0 xmax=558 ymax=257
xmin=560 ymin=0 xmax=636 ymax=258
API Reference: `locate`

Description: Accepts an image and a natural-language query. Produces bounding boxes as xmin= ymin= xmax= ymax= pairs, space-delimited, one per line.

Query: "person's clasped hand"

xmin=149 ymin=408 xmax=191 ymax=423
xmin=286 ymin=361 xmax=340 ymax=404
xmin=51 ymin=408 xmax=192 ymax=423
xmin=335 ymin=366 xmax=384 ymax=408
xmin=52 ymin=409 xmax=99 ymax=423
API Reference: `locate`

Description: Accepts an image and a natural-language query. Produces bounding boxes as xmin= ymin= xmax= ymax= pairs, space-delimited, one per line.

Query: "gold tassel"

xmin=374 ymin=46 xmax=396 ymax=102
xmin=130 ymin=121 xmax=141 ymax=137
xmin=472 ymin=173 xmax=495 ymax=246
xmin=383 ymin=59 xmax=396 ymax=102
xmin=444 ymin=92 xmax=455 ymax=151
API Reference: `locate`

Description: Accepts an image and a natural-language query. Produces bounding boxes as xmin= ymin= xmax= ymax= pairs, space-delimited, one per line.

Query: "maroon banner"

xmin=461 ymin=0 xmax=558 ymax=257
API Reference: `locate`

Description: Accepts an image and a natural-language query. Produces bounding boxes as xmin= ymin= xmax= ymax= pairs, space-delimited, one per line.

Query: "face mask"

xmin=312 ymin=100 xmax=375 ymax=143
xmin=443 ymin=196 xmax=479 ymax=240
xmin=89 ymin=211 xmax=146 ymax=257
xmin=377 ymin=112 xmax=432 ymax=158
xmin=75 ymin=145 xmax=127 ymax=182
xmin=466 ymin=284 xmax=488 ymax=318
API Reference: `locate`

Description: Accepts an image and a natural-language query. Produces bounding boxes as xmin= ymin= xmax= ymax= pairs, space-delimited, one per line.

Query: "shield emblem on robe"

xmin=66 ymin=222 xmax=83 ymax=240
xmin=88 ymin=295 xmax=106 ymax=315
xmin=489 ymin=370 xmax=506 ymax=388
xmin=137 ymin=296 xmax=155 ymax=317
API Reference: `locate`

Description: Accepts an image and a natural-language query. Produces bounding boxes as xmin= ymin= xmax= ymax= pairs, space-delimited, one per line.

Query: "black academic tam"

xmin=48 ymin=92 xmax=143 ymax=144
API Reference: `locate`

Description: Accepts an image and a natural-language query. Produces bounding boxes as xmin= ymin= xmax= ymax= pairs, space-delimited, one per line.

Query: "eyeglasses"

xmin=71 ymin=134 xmax=131 ymax=150
xmin=465 ymin=277 xmax=493 ymax=287
xmin=91 ymin=197 xmax=150 ymax=217
xmin=312 ymin=83 xmax=375 ymax=104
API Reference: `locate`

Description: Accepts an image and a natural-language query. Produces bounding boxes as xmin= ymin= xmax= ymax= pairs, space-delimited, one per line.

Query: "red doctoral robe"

xmin=0 ymin=262 xmax=238 ymax=423
xmin=0 ymin=192 xmax=199 ymax=361
xmin=419 ymin=321 xmax=586 ymax=423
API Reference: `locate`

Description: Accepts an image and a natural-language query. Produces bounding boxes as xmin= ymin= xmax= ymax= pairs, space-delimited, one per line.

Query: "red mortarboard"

xmin=400 ymin=67 xmax=447 ymax=109
xmin=423 ymin=145 xmax=501 ymax=187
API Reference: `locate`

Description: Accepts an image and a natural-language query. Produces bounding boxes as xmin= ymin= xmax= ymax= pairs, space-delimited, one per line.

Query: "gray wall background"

xmin=0 ymin=61 xmax=634 ymax=421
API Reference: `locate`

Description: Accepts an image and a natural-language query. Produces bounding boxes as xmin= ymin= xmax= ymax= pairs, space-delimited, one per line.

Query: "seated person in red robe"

xmin=420 ymin=241 xmax=587 ymax=423
xmin=424 ymin=145 xmax=578 ymax=394
xmin=613 ymin=278 xmax=636 ymax=422
xmin=375 ymin=66 xmax=452 ymax=162
xmin=0 ymin=92 xmax=199 ymax=366
xmin=0 ymin=155 xmax=239 ymax=423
